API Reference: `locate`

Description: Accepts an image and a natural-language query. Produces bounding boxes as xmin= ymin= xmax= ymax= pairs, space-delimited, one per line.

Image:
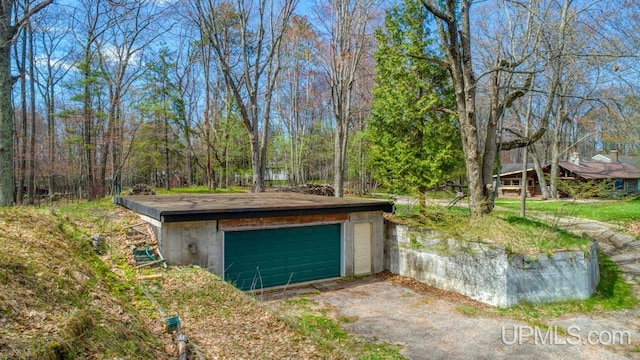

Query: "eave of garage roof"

xmin=115 ymin=193 xmax=395 ymax=223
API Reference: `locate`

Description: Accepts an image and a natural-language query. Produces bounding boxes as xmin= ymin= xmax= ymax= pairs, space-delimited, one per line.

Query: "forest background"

xmin=1 ymin=0 xmax=638 ymax=213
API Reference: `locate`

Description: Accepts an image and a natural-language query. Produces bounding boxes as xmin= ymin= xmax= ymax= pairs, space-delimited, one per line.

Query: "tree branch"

xmin=501 ymin=119 xmax=549 ymax=150
xmin=12 ymin=0 xmax=53 ymax=40
xmin=419 ymin=0 xmax=453 ymax=24
xmin=407 ymin=53 xmax=450 ymax=70
xmin=499 ymin=72 xmax=533 ymax=110
xmin=430 ymin=106 xmax=457 ymax=115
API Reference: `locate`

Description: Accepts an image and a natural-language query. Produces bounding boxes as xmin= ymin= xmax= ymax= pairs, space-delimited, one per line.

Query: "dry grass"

xmin=628 ymin=220 xmax=640 ymax=238
xmin=150 ymin=267 xmax=325 ymax=359
xmin=0 ymin=205 xmax=168 ymax=359
xmin=1 ymin=201 xmax=361 ymax=359
xmin=389 ymin=206 xmax=593 ymax=255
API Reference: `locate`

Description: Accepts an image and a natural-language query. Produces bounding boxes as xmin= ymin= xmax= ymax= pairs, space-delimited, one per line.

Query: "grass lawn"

xmin=495 ymin=198 xmax=640 ymax=224
xmin=390 ymin=204 xmax=593 ymax=254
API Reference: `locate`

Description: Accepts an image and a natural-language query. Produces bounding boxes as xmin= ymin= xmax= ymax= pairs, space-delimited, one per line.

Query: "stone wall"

xmin=385 ymin=222 xmax=599 ymax=307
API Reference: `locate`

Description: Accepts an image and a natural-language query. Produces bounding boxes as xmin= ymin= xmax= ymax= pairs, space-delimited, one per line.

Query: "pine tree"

xmin=368 ymin=0 xmax=463 ymax=208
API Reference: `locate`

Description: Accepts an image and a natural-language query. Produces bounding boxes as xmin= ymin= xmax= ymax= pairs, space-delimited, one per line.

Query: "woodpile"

xmin=277 ymin=183 xmax=335 ymax=197
xmin=128 ymin=184 xmax=156 ymax=195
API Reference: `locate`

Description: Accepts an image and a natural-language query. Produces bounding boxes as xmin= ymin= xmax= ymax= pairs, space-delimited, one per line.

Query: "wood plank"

xmin=219 ymin=213 xmax=348 ymax=231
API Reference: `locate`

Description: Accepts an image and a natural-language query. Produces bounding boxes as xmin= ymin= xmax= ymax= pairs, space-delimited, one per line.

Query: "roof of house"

xmin=559 ymin=161 xmax=640 ymax=180
xmin=497 ymin=159 xmax=640 ymax=180
xmin=590 ymin=153 xmax=640 ymax=166
xmin=498 ymin=163 xmax=535 ymax=177
xmin=115 ymin=193 xmax=395 ymax=223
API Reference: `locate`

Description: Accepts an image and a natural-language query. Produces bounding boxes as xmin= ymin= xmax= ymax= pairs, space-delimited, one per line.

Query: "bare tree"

xmin=275 ymin=15 xmax=325 ymax=186
xmin=98 ymin=0 xmax=169 ymax=196
xmin=170 ymin=27 xmax=206 ymax=187
xmin=68 ymin=0 xmax=113 ymax=199
xmin=315 ymin=0 xmax=378 ymax=197
xmin=34 ymin=5 xmax=73 ymax=201
xmin=418 ymin=0 xmax=581 ymax=215
xmin=15 ymin=3 xmax=27 ymax=204
xmin=419 ymin=0 xmax=510 ymax=216
xmin=0 ymin=0 xmax=52 ymax=206
xmin=188 ymin=0 xmax=298 ymax=193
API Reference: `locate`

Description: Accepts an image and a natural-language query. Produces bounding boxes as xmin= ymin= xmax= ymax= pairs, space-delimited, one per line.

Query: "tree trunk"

xmin=82 ymin=52 xmax=94 ymax=200
xmin=250 ymin=132 xmax=265 ymax=192
xmin=27 ymin=20 xmax=35 ymax=205
xmin=17 ymin=26 xmax=26 ymax=205
xmin=202 ymin=44 xmax=214 ymax=190
xmin=549 ymin=101 xmax=565 ymax=198
xmin=164 ymin=113 xmax=170 ymax=191
xmin=520 ymin=143 xmax=528 ymax=217
xmin=333 ymin=122 xmax=345 ymax=198
xmin=0 ymin=0 xmax=51 ymax=207
xmin=529 ymin=145 xmax=549 ymax=200
xmin=0 ymin=8 xmax=14 ymax=206
xmin=422 ymin=0 xmax=490 ymax=217
xmin=47 ymin=74 xmax=55 ymax=200
xmin=110 ymin=99 xmax=122 ymax=197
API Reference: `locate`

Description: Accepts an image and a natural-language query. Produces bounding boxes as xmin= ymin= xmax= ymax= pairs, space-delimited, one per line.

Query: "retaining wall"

xmin=384 ymin=222 xmax=600 ymax=307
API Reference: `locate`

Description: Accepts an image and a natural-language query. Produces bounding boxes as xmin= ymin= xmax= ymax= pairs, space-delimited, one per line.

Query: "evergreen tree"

xmin=368 ymin=0 xmax=463 ymax=205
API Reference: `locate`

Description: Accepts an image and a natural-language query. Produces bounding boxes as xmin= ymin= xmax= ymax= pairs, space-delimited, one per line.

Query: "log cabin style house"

xmin=497 ymin=150 xmax=640 ymax=198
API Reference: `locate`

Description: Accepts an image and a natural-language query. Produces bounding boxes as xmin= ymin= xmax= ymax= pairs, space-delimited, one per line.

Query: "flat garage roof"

xmin=115 ymin=193 xmax=394 ymax=223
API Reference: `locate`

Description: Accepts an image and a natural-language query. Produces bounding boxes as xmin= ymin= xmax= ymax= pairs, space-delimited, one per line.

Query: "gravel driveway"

xmin=298 ymin=275 xmax=640 ymax=360
xmin=266 ymin=209 xmax=640 ymax=360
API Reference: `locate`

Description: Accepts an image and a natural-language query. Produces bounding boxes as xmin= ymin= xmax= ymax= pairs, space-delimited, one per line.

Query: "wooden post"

xmin=176 ymin=333 xmax=188 ymax=360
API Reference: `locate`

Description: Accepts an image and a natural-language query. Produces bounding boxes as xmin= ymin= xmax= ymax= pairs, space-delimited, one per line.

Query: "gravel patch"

xmin=305 ymin=277 xmax=637 ymax=360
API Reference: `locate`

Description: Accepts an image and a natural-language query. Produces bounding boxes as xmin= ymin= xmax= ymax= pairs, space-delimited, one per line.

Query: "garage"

xmin=116 ymin=193 xmax=393 ymax=290
xmin=224 ymin=224 xmax=341 ymax=290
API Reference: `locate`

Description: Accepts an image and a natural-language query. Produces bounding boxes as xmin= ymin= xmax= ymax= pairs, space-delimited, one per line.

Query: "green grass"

xmin=390 ymin=205 xmax=592 ymax=254
xmin=495 ymin=198 xmax=640 ymax=224
xmin=277 ymin=297 xmax=405 ymax=359
xmin=455 ymin=305 xmax=480 ymax=316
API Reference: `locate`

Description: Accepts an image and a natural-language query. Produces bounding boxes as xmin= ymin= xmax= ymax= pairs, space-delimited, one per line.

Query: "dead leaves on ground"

xmin=154 ymin=268 xmax=323 ymax=359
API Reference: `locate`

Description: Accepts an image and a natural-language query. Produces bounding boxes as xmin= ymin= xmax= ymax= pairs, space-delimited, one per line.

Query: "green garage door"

xmin=224 ymin=224 xmax=341 ymax=291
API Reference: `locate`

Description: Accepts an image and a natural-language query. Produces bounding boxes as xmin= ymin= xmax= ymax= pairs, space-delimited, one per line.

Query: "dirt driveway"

xmin=265 ymin=273 xmax=640 ymax=360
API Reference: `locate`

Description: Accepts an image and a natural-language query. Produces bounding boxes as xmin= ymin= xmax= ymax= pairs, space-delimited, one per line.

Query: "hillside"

xmin=0 ymin=205 xmax=170 ymax=359
xmin=0 ymin=202 xmax=342 ymax=359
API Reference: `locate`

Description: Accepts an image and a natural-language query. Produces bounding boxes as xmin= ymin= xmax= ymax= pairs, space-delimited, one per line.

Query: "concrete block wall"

xmin=158 ymin=220 xmax=222 ymax=274
xmin=385 ymin=222 xmax=599 ymax=307
xmin=349 ymin=211 xmax=385 ymax=275
xmin=151 ymin=210 xmax=386 ymax=281
xmin=506 ymin=250 xmax=599 ymax=306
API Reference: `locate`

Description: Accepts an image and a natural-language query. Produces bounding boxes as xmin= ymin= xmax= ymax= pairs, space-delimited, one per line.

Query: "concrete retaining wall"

xmin=385 ymin=222 xmax=599 ymax=307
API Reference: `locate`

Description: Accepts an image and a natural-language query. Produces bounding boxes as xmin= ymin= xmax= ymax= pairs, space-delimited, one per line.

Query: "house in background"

xmin=497 ymin=150 xmax=640 ymax=197
xmin=559 ymin=151 xmax=640 ymax=194
xmin=496 ymin=163 xmax=538 ymax=197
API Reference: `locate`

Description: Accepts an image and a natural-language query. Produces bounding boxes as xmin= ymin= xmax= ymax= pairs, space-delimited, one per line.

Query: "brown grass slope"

xmin=0 ymin=206 xmax=168 ymax=359
xmin=0 ymin=202 xmax=344 ymax=360
xmin=152 ymin=268 xmax=322 ymax=359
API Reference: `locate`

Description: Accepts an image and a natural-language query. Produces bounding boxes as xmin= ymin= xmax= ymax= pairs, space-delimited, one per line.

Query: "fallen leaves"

xmin=627 ymin=220 xmax=640 ymax=237
xmin=153 ymin=267 xmax=325 ymax=359
xmin=0 ymin=206 xmax=170 ymax=359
